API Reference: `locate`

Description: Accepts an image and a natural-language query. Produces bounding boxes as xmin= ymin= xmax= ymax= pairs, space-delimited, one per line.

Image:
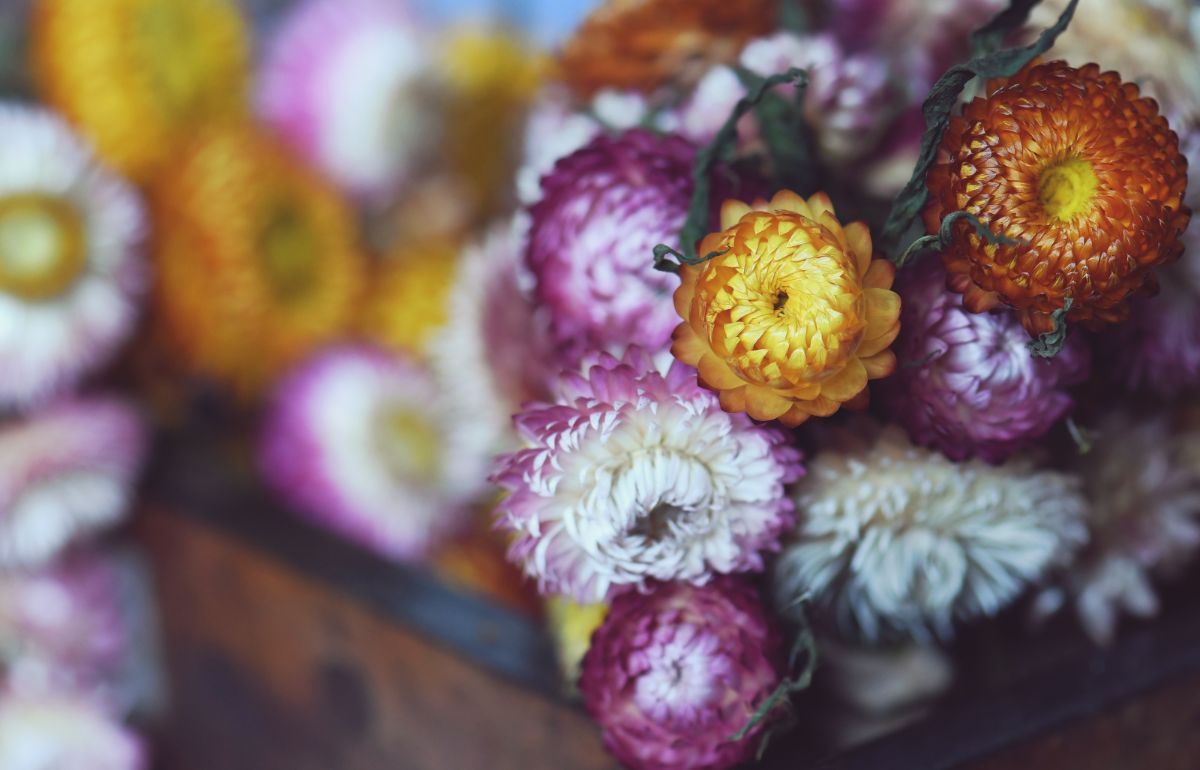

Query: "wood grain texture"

xmin=137 ymin=509 xmax=617 ymax=770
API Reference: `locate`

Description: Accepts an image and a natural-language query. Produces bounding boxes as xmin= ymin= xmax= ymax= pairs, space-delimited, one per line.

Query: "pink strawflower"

xmin=0 ymin=690 xmax=146 ymax=770
xmin=260 ymin=344 xmax=480 ymax=562
xmin=0 ymin=397 xmax=147 ymax=569
xmin=679 ymin=32 xmax=894 ymax=164
xmin=0 ymin=551 xmax=128 ymax=700
xmin=256 ymin=0 xmax=431 ymax=199
xmin=525 ymin=129 xmax=694 ymax=363
xmin=880 ymin=258 xmax=1090 ymax=462
xmin=580 ymin=578 xmax=785 ymax=770
xmin=490 ymin=348 xmax=803 ymax=603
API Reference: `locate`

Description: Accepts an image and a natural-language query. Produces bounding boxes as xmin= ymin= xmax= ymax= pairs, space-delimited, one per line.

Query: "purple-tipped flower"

xmin=490 ymin=348 xmax=803 ymax=603
xmin=261 ymin=344 xmax=482 ymax=562
xmin=0 ymin=397 xmax=147 ymax=569
xmin=880 ymin=259 xmax=1090 ymax=463
xmin=526 ymin=129 xmax=694 ymax=363
xmin=0 ymin=551 xmax=128 ymax=700
xmin=257 ymin=0 xmax=431 ymax=199
xmin=0 ymin=691 xmax=146 ymax=770
xmin=580 ymin=578 xmax=785 ymax=770
xmin=679 ymin=32 xmax=894 ymax=164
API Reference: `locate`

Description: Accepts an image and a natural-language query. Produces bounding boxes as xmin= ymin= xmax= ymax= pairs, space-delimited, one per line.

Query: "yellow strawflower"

xmin=672 ymin=190 xmax=901 ymax=426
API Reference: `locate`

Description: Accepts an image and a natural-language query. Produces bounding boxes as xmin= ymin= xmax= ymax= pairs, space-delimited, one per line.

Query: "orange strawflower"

xmin=32 ymin=0 xmax=249 ymax=183
xmin=924 ymin=60 xmax=1192 ymax=336
xmin=672 ymin=190 xmax=901 ymax=427
xmin=151 ymin=123 xmax=366 ymax=396
xmin=559 ymin=0 xmax=776 ymax=98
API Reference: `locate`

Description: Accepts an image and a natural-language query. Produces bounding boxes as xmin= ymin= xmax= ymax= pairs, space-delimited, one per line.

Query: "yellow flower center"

xmin=704 ymin=214 xmax=865 ymax=388
xmin=373 ymin=405 xmax=442 ymax=483
xmin=258 ymin=198 xmax=320 ymax=304
xmin=1037 ymin=157 xmax=1098 ymax=222
xmin=0 ymin=194 xmax=86 ymax=301
xmin=129 ymin=0 xmax=240 ymax=117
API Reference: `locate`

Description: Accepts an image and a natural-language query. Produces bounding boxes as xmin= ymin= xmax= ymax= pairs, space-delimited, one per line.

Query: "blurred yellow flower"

xmin=440 ymin=28 xmax=546 ymax=222
xmin=546 ymin=597 xmax=609 ymax=689
xmin=151 ymin=123 xmax=366 ymax=396
xmin=32 ymin=0 xmax=249 ymax=182
xmin=360 ymin=238 xmax=459 ymax=356
xmin=673 ymin=190 xmax=901 ymax=426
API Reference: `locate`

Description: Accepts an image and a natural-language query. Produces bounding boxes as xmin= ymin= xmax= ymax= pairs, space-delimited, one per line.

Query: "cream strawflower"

xmin=0 ymin=104 xmax=146 ymax=409
xmin=491 ymin=348 xmax=803 ymax=603
xmin=773 ymin=424 xmax=1088 ymax=641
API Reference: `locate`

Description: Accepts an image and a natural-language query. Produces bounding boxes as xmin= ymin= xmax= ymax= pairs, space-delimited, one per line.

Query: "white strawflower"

xmin=773 ymin=425 xmax=1088 ymax=642
xmin=0 ymin=104 xmax=146 ymax=409
xmin=1034 ymin=411 xmax=1200 ymax=644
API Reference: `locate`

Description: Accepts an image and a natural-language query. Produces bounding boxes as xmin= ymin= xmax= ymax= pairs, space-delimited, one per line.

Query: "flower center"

xmin=1037 ymin=157 xmax=1098 ymax=221
xmin=631 ymin=503 xmax=685 ymax=541
xmin=258 ymin=198 xmax=320 ymax=303
xmin=0 ymin=195 xmax=86 ymax=302
xmin=372 ymin=404 xmax=441 ymax=483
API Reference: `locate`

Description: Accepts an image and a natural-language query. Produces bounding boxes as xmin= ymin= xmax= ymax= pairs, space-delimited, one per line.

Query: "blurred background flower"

xmin=261 ymin=344 xmax=485 ymax=562
xmin=0 ymin=397 xmax=146 ymax=570
xmin=0 ymin=104 xmax=146 ymax=410
xmin=150 ymin=123 xmax=367 ymax=396
xmin=32 ymin=0 xmax=250 ymax=182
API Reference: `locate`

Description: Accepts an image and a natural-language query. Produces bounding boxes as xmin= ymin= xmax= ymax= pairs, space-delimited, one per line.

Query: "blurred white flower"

xmin=0 ymin=398 xmax=146 ymax=569
xmin=1035 ymin=411 xmax=1200 ymax=644
xmin=0 ymin=691 xmax=145 ymax=770
xmin=773 ymin=425 xmax=1088 ymax=641
xmin=0 ymin=104 xmax=146 ymax=409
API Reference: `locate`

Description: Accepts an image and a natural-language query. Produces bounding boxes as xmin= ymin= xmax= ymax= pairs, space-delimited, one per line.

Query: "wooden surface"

xmin=139 ymin=430 xmax=1200 ymax=769
xmin=138 ymin=509 xmax=617 ymax=770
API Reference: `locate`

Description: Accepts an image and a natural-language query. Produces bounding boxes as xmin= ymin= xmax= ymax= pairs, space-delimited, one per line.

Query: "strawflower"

xmin=151 ymin=123 xmax=366 ymax=396
xmin=0 ymin=397 xmax=146 ymax=570
xmin=32 ymin=0 xmax=249 ymax=181
xmin=491 ymin=348 xmax=803 ymax=603
xmin=527 ymin=129 xmax=694 ymax=363
xmin=881 ymin=258 xmax=1090 ymax=462
xmin=0 ymin=104 xmax=146 ymax=409
xmin=772 ymin=424 xmax=1088 ymax=641
xmin=558 ymin=0 xmax=776 ymax=98
xmin=924 ymin=60 xmax=1192 ymax=336
xmin=673 ymin=190 xmax=901 ymax=426
xmin=580 ymin=578 xmax=784 ymax=770
xmin=261 ymin=344 xmax=481 ymax=562
xmin=257 ymin=0 xmax=431 ymax=199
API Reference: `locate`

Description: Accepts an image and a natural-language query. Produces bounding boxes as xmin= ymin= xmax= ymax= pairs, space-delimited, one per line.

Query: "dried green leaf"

xmin=730 ymin=601 xmax=818 ymax=756
xmin=1028 ymin=297 xmax=1073 ymax=358
xmin=879 ymin=0 xmax=1080 ymax=256
xmin=895 ymin=210 xmax=1024 ymax=267
xmin=734 ymin=65 xmax=817 ymax=193
xmin=652 ymin=67 xmax=809 ymax=272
